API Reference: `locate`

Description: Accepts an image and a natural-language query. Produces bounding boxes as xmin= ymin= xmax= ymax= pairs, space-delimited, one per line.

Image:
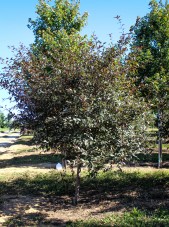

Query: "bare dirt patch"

xmin=0 ymin=189 xmax=169 ymax=226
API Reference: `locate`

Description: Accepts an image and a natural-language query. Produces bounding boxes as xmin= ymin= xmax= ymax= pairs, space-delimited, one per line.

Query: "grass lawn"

xmin=0 ymin=169 xmax=169 ymax=226
xmin=0 ymin=128 xmax=20 ymax=133
xmin=0 ymin=132 xmax=169 ymax=226
xmin=0 ymin=127 xmax=10 ymax=133
xmin=67 ymin=209 xmax=169 ymax=226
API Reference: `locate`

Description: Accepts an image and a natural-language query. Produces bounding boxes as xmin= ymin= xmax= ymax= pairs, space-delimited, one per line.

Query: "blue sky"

xmin=0 ymin=0 xmax=151 ymax=114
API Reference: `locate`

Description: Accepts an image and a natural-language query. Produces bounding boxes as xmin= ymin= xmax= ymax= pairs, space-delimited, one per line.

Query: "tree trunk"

xmin=158 ymin=137 xmax=162 ymax=168
xmin=158 ymin=109 xmax=162 ymax=168
xmin=62 ymin=151 xmax=67 ymax=169
xmin=73 ymin=163 xmax=81 ymax=205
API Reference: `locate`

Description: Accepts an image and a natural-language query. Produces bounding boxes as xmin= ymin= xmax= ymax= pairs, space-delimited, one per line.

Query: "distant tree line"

xmin=0 ymin=112 xmax=13 ymax=129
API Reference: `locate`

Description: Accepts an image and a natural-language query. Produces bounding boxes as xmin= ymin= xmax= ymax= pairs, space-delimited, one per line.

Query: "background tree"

xmin=28 ymin=0 xmax=88 ymax=53
xmin=0 ymin=112 xmax=7 ymax=128
xmin=130 ymin=0 xmax=169 ymax=167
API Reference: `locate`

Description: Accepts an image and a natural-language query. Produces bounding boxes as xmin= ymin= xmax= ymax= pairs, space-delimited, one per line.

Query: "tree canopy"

xmin=28 ymin=0 xmax=88 ymax=53
xmin=130 ymin=0 xmax=169 ymax=128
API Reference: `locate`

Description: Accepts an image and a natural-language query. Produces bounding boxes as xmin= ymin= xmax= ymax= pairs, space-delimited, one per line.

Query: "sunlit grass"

xmin=67 ymin=208 xmax=169 ymax=226
xmin=0 ymin=127 xmax=10 ymax=132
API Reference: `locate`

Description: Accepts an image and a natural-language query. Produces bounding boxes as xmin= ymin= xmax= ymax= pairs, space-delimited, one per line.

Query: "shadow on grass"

xmin=0 ymin=170 xmax=169 ymax=204
xmin=0 ymin=142 xmax=13 ymax=148
xmin=0 ymin=134 xmax=33 ymax=148
xmin=4 ymin=208 xmax=169 ymax=226
xmin=4 ymin=213 xmax=47 ymax=227
xmin=138 ymin=152 xmax=169 ymax=164
xmin=0 ymin=153 xmax=62 ymax=167
xmin=0 ymin=135 xmax=20 ymax=139
xmin=0 ymin=171 xmax=169 ymax=225
xmin=0 ymin=138 xmax=32 ymax=148
xmin=13 ymin=136 xmax=34 ymax=146
xmin=4 ymin=212 xmax=68 ymax=227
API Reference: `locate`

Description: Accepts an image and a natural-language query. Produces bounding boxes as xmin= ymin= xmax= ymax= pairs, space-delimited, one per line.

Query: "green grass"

xmin=0 ymin=170 xmax=169 ymax=197
xmin=4 ymin=213 xmax=47 ymax=227
xmin=67 ymin=208 xmax=169 ymax=226
xmin=0 ymin=171 xmax=75 ymax=196
xmin=0 ymin=128 xmax=20 ymax=133
xmin=1 ymin=170 xmax=169 ymax=226
xmin=147 ymin=128 xmax=158 ymax=132
xmin=15 ymin=147 xmax=36 ymax=154
xmin=4 ymin=207 xmax=169 ymax=226
xmin=0 ymin=127 xmax=10 ymax=133
xmin=0 ymin=153 xmax=62 ymax=167
xmin=1 ymin=132 xmax=169 ymax=226
xmin=5 ymin=208 xmax=169 ymax=226
xmin=163 ymin=144 xmax=169 ymax=149
xmin=13 ymin=135 xmax=34 ymax=146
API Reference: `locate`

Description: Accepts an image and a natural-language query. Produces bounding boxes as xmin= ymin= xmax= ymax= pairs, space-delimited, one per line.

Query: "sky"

xmin=0 ymin=0 xmax=151 ymax=115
